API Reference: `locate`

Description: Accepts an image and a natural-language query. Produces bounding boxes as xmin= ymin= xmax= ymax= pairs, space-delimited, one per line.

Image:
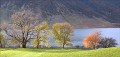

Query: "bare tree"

xmin=2 ymin=10 xmax=39 ymax=48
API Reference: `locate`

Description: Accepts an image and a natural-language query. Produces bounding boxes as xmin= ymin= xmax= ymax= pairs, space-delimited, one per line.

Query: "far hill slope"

xmin=0 ymin=0 xmax=120 ymax=28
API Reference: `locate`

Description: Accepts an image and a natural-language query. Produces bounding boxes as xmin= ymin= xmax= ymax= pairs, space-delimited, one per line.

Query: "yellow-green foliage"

xmin=32 ymin=21 xmax=51 ymax=48
xmin=0 ymin=33 xmax=4 ymax=47
xmin=0 ymin=34 xmax=4 ymax=40
xmin=52 ymin=22 xmax=73 ymax=48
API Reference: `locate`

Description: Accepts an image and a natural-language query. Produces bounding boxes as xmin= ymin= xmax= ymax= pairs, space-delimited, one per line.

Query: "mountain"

xmin=0 ymin=0 xmax=120 ymax=28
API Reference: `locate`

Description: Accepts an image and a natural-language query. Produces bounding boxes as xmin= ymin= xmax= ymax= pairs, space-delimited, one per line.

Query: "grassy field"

xmin=0 ymin=47 xmax=120 ymax=57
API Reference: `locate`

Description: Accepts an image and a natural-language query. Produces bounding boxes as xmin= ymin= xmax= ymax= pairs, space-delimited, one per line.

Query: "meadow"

xmin=0 ymin=47 xmax=120 ymax=57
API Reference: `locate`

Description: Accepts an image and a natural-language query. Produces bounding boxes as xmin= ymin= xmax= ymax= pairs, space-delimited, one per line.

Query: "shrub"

xmin=98 ymin=37 xmax=117 ymax=48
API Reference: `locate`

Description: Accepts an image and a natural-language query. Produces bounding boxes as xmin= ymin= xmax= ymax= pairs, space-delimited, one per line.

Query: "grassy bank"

xmin=0 ymin=47 xmax=120 ymax=57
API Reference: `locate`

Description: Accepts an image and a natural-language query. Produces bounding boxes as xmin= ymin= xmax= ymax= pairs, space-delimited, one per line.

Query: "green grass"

xmin=0 ymin=47 xmax=120 ymax=57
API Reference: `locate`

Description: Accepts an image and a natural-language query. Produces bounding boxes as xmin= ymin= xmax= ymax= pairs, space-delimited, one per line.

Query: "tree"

xmin=0 ymin=25 xmax=2 ymax=32
xmin=8 ymin=38 xmax=21 ymax=47
xmin=83 ymin=31 xmax=101 ymax=49
xmin=32 ymin=21 xmax=50 ymax=48
xmin=0 ymin=34 xmax=4 ymax=48
xmin=98 ymin=37 xmax=117 ymax=48
xmin=3 ymin=10 xmax=39 ymax=48
xmin=0 ymin=33 xmax=5 ymax=48
xmin=0 ymin=24 xmax=6 ymax=48
xmin=52 ymin=22 xmax=73 ymax=48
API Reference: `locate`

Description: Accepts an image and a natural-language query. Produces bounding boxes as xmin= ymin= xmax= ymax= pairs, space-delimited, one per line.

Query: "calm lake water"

xmin=49 ymin=28 xmax=120 ymax=47
xmin=3 ymin=28 xmax=120 ymax=47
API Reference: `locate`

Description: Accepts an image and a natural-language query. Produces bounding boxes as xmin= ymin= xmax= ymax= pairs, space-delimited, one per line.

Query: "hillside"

xmin=0 ymin=47 xmax=120 ymax=57
xmin=0 ymin=0 xmax=120 ymax=28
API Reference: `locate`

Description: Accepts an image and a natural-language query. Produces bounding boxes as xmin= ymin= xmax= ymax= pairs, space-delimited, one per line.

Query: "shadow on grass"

xmin=17 ymin=48 xmax=92 ymax=53
xmin=0 ymin=48 xmax=92 ymax=53
xmin=0 ymin=48 xmax=15 ymax=51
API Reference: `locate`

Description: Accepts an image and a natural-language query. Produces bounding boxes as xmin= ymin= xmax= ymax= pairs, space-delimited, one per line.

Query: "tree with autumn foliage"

xmin=52 ymin=22 xmax=73 ymax=48
xmin=83 ymin=31 xmax=101 ymax=49
xmin=32 ymin=21 xmax=51 ymax=48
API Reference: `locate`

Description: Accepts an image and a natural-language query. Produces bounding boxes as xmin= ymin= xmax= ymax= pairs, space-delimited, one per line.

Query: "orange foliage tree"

xmin=83 ymin=31 xmax=101 ymax=49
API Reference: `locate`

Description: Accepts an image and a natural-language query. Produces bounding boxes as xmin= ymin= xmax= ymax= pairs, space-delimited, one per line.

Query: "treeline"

xmin=0 ymin=10 xmax=73 ymax=48
xmin=83 ymin=31 xmax=117 ymax=49
xmin=0 ymin=10 xmax=118 ymax=49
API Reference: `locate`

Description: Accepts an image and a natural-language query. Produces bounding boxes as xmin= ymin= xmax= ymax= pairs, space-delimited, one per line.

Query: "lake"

xmin=49 ymin=28 xmax=120 ymax=47
xmin=3 ymin=28 xmax=120 ymax=47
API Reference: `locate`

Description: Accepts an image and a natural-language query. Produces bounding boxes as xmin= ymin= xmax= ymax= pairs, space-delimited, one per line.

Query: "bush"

xmin=75 ymin=45 xmax=80 ymax=48
xmin=98 ymin=37 xmax=117 ymax=48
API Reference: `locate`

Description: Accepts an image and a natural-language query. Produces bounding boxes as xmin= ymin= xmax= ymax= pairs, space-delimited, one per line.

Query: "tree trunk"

xmin=93 ymin=45 xmax=97 ymax=49
xmin=63 ymin=44 xmax=65 ymax=48
xmin=63 ymin=37 xmax=66 ymax=48
xmin=37 ymin=38 xmax=40 ymax=48
xmin=3 ymin=40 xmax=5 ymax=48
xmin=37 ymin=43 xmax=39 ymax=48
xmin=0 ymin=41 xmax=2 ymax=48
xmin=22 ymin=42 xmax=26 ymax=48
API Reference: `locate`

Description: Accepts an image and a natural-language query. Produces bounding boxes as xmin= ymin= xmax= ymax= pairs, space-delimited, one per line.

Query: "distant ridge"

xmin=1 ymin=0 xmax=120 ymax=28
